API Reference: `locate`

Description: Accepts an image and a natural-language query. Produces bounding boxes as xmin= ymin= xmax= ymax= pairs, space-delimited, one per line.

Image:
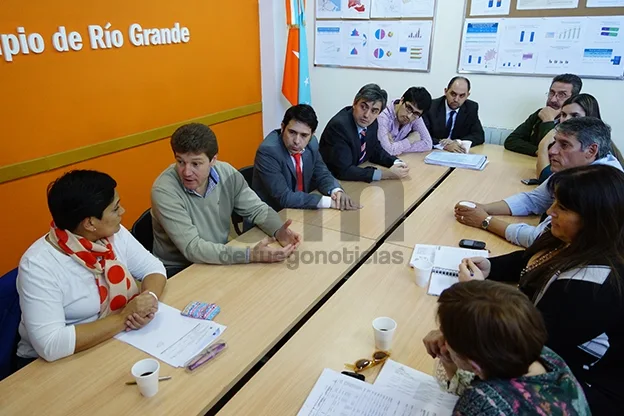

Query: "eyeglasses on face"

xmin=344 ymin=350 xmax=390 ymax=373
xmin=403 ymin=102 xmax=422 ymax=118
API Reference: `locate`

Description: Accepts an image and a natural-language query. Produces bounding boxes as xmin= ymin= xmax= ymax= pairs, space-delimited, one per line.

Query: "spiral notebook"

xmin=410 ymin=244 xmax=489 ymax=296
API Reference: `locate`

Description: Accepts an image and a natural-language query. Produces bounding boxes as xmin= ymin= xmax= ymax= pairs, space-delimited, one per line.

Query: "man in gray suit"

xmin=253 ymin=104 xmax=360 ymax=212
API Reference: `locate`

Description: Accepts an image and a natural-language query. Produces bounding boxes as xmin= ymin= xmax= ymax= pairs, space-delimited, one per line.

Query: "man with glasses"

xmin=319 ymin=83 xmax=410 ymax=183
xmin=376 ymin=86 xmax=433 ymax=156
xmin=423 ymin=77 xmax=484 ymax=153
xmin=504 ymin=73 xmax=582 ymax=156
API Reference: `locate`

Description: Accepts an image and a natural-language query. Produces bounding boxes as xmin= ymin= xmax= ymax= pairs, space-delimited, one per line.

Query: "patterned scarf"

xmin=47 ymin=223 xmax=139 ymax=318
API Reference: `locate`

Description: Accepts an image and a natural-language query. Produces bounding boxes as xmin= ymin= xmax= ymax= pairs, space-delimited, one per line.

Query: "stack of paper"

xmin=424 ymin=151 xmax=488 ymax=170
xmin=410 ymin=244 xmax=489 ymax=296
xmin=297 ymin=360 xmax=458 ymax=416
xmin=115 ymin=303 xmax=226 ymax=367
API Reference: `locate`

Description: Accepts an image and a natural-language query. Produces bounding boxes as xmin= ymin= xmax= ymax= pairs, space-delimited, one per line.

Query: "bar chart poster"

xmin=459 ymin=19 xmax=503 ymax=72
xmin=535 ymin=17 xmax=584 ymax=74
xmin=396 ymin=20 xmax=433 ymax=70
xmin=470 ymin=0 xmax=511 ymax=16
xmin=580 ymin=16 xmax=624 ymax=77
xmin=496 ymin=18 xmax=541 ymax=73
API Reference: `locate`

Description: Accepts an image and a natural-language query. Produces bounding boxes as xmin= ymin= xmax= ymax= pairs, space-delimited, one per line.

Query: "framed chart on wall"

xmin=314 ymin=0 xmax=437 ymax=72
xmin=458 ymin=0 xmax=624 ymax=79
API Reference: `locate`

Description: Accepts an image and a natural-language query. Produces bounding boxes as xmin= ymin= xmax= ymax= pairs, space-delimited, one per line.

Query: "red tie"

xmin=293 ymin=153 xmax=304 ymax=192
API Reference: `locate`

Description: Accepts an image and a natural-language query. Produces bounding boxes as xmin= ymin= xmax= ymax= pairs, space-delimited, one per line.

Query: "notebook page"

xmin=433 ymin=246 xmax=489 ymax=271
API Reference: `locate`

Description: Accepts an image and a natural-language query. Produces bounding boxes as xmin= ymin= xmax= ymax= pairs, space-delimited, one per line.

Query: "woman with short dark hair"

xmin=425 ymin=280 xmax=590 ymax=415
xmin=16 ymin=170 xmax=166 ymax=365
xmin=458 ymin=164 xmax=624 ymax=414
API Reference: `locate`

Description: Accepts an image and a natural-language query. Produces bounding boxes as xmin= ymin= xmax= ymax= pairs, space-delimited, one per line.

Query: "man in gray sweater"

xmin=151 ymin=123 xmax=301 ymax=275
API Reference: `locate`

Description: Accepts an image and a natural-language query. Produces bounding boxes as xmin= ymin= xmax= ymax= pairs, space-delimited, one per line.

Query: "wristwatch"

xmin=481 ymin=215 xmax=493 ymax=230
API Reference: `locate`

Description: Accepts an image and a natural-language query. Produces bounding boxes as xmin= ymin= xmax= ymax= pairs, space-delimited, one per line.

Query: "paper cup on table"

xmin=458 ymin=140 xmax=472 ymax=153
xmin=372 ymin=317 xmax=397 ymax=351
xmin=131 ymin=358 xmax=161 ymax=398
xmin=412 ymin=259 xmax=433 ymax=288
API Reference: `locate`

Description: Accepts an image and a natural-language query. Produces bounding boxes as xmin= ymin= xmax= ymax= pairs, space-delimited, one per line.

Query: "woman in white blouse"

xmin=16 ymin=170 xmax=167 ymax=365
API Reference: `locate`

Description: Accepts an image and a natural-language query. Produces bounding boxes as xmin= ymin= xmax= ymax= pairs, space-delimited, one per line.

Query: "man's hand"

xmin=538 ymin=106 xmax=560 ymax=122
xmin=250 ymin=236 xmax=296 ymax=263
xmin=454 ymin=203 xmax=489 ymax=228
xmin=406 ymin=131 xmax=421 ymax=145
xmin=381 ymin=164 xmax=410 ymax=180
xmin=331 ymin=190 xmax=362 ymax=210
xmin=442 ymin=139 xmax=466 ymax=153
xmin=275 ymin=219 xmax=302 ymax=248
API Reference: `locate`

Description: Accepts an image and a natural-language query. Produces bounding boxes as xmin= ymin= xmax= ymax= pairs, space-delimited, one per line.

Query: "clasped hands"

xmin=121 ymin=291 xmax=159 ymax=331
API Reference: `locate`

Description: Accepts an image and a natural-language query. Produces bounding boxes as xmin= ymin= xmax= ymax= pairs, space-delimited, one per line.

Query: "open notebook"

xmin=410 ymin=244 xmax=489 ymax=296
xmin=424 ymin=151 xmax=488 ymax=170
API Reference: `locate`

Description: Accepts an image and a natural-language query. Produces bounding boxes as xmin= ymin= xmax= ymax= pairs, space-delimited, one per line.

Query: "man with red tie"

xmin=319 ymin=84 xmax=410 ymax=183
xmin=253 ymin=104 xmax=360 ymax=212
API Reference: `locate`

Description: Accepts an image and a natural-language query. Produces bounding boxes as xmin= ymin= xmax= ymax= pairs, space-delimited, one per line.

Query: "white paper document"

xmin=315 ymin=21 xmax=343 ymax=66
xmin=587 ymin=0 xmax=624 ymax=6
xmin=298 ymin=368 xmax=451 ymax=416
xmin=318 ymin=0 xmax=343 ymax=18
xmin=516 ymin=0 xmax=579 ymax=10
xmin=459 ymin=19 xmax=502 ymax=72
xmin=375 ymin=360 xmax=458 ymax=415
xmin=410 ymin=244 xmax=489 ymax=296
xmin=470 ymin=0 xmax=511 ymax=16
xmin=115 ymin=303 xmax=226 ymax=367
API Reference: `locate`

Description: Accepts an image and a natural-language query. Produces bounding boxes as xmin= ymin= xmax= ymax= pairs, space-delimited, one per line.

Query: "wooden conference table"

xmin=0 ymin=145 xmax=538 ymax=415
xmin=218 ymin=146 xmax=540 ymax=415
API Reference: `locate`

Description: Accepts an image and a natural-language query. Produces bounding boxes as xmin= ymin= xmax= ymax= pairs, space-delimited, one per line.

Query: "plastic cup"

xmin=131 ymin=358 xmax=160 ymax=398
xmin=372 ymin=317 xmax=397 ymax=351
xmin=412 ymin=259 xmax=433 ymax=288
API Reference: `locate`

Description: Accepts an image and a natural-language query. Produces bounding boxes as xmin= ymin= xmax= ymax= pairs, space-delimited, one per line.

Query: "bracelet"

xmin=147 ymin=291 xmax=159 ymax=302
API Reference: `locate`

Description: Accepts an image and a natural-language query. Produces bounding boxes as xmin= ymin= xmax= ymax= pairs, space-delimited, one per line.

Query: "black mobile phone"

xmin=521 ymin=178 xmax=540 ymax=185
xmin=459 ymin=239 xmax=486 ymax=250
xmin=341 ymin=371 xmax=365 ymax=381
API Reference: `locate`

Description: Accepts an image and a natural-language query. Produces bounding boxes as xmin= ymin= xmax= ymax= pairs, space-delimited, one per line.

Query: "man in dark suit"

xmin=253 ymin=104 xmax=360 ymax=212
xmin=423 ymin=76 xmax=485 ymax=153
xmin=319 ymin=84 xmax=410 ymax=183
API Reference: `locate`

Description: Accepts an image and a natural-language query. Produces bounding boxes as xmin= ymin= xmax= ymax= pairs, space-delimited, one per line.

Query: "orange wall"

xmin=0 ymin=1 xmax=264 ymax=275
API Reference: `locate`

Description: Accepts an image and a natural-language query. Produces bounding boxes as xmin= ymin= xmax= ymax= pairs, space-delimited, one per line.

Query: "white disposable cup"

xmin=459 ymin=140 xmax=472 ymax=153
xmin=372 ymin=317 xmax=397 ymax=351
xmin=412 ymin=259 xmax=433 ymax=288
xmin=131 ymin=358 xmax=161 ymax=398
xmin=458 ymin=201 xmax=476 ymax=209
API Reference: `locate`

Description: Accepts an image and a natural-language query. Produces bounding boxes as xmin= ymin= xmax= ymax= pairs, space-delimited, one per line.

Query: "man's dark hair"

xmin=446 ymin=76 xmax=471 ymax=91
xmin=282 ymin=104 xmax=319 ymax=133
xmin=402 ymin=87 xmax=432 ymax=113
xmin=171 ymin=123 xmax=219 ymax=160
xmin=354 ymin=83 xmax=388 ymax=110
xmin=47 ymin=170 xmax=117 ymax=232
xmin=552 ymin=74 xmax=582 ymax=95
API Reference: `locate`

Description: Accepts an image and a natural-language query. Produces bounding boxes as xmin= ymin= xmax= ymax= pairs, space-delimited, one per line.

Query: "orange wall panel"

xmin=0 ymin=113 xmax=263 ymax=275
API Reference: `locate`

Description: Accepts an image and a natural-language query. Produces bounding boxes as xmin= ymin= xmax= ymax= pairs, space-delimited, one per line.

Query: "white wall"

xmin=260 ymin=1 xmax=623 ymax=148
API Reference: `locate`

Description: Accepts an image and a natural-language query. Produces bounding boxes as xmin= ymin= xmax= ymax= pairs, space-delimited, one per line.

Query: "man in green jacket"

xmin=504 ymin=74 xmax=582 ymax=156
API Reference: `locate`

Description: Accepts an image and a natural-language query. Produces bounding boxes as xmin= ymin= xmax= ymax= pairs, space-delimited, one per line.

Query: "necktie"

xmin=359 ymin=128 xmax=367 ymax=164
xmin=293 ymin=153 xmax=304 ymax=192
xmin=445 ymin=110 xmax=456 ymax=138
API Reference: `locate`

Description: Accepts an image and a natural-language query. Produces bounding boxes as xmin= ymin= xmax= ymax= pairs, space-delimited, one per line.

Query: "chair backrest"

xmin=131 ymin=209 xmax=153 ymax=252
xmin=0 ymin=268 xmax=21 ymax=381
xmin=232 ymin=166 xmax=255 ymax=235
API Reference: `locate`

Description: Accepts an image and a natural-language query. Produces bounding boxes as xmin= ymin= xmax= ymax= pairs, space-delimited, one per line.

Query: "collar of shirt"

xmin=445 ymin=100 xmax=460 ymax=119
xmin=184 ymin=167 xmax=220 ymax=198
xmin=357 ymin=126 xmax=367 ymax=136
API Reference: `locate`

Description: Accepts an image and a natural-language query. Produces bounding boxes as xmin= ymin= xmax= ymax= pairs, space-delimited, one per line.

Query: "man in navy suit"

xmin=423 ymin=76 xmax=484 ymax=153
xmin=253 ymin=104 xmax=360 ymax=212
xmin=319 ymin=84 xmax=410 ymax=183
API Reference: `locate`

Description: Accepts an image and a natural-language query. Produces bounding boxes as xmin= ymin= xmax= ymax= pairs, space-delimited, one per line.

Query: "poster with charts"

xmin=495 ymin=18 xmax=542 ymax=73
xmin=587 ymin=0 xmax=624 ymax=7
xmin=534 ymin=17 xmax=585 ymax=75
xmin=370 ymin=0 xmax=435 ymax=18
xmin=342 ymin=0 xmax=371 ymax=19
xmin=396 ymin=20 xmax=433 ymax=70
xmin=315 ymin=21 xmax=343 ymax=66
xmin=368 ymin=21 xmax=400 ymax=68
xmin=470 ymin=0 xmax=511 ymax=16
xmin=317 ymin=0 xmax=342 ymax=18
xmin=459 ymin=19 xmax=503 ymax=72
xmin=342 ymin=21 xmax=370 ymax=66
xmin=578 ymin=16 xmax=624 ymax=77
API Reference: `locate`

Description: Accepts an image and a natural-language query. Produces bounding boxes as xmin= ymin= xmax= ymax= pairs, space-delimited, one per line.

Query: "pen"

xmin=187 ymin=341 xmax=227 ymax=371
xmin=125 ymin=376 xmax=172 ymax=385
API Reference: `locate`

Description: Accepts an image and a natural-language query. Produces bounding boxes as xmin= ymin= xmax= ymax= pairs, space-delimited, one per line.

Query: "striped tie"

xmin=359 ymin=128 xmax=367 ymax=164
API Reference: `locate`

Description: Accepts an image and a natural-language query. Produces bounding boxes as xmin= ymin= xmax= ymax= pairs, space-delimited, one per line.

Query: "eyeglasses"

xmin=547 ymin=90 xmax=570 ymax=100
xmin=344 ymin=350 xmax=390 ymax=373
xmin=403 ymin=102 xmax=422 ymax=118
